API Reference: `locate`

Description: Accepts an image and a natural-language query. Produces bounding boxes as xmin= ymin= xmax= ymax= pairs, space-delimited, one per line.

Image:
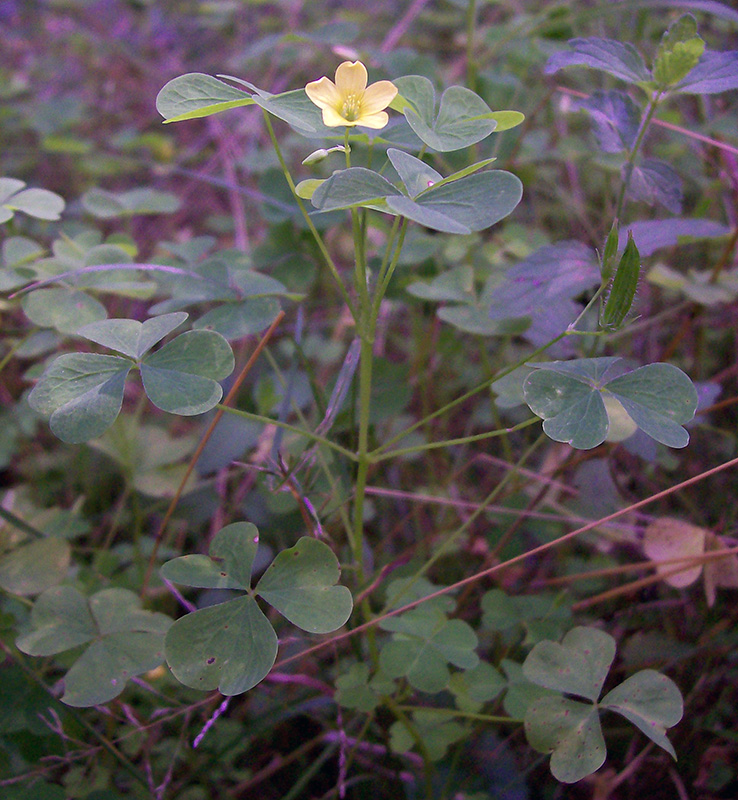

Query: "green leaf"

xmin=380 ymin=603 xmax=479 ymax=693
xmin=256 ymin=537 xmax=353 ymax=634
xmin=403 ymin=84 xmax=498 ymax=152
xmin=22 ymin=288 xmax=107 ymax=334
xmin=0 ymin=537 xmax=71 ymax=596
xmin=82 ymin=187 xmax=180 ymax=218
xmin=191 ymin=297 xmax=282 ymax=340
xmin=386 ymin=170 xmax=523 ymax=234
xmin=523 ymin=359 xmax=697 ymax=449
xmin=28 ymin=354 xmax=132 ymax=443
xmin=140 ymin=330 xmax=235 ymax=415
xmin=601 ymin=670 xmax=683 ymax=758
xmin=16 ymin=586 xmax=171 ymax=706
xmin=249 ymin=87 xmax=325 ymax=134
xmin=523 ymin=360 xmax=614 ymax=450
xmin=606 ymin=363 xmax=698 ymax=448
xmin=525 ymin=695 xmax=606 ymax=784
xmin=488 ymin=110 xmax=525 ymax=132
xmin=77 ymin=312 xmax=188 ymax=359
xmin=501 ymin=659 xmax=557 ymax=719
xmin=335 ymin=663 xmax=381 ymax=713
xmin=406 ymin=265 xmax=475 ymax=303
xmin=156 ymin=73 xmax=255 ymax=122
xmin=390 ymin=711 xmax=467 ymax=761
xmin=449 ymin=660 xmax=506 ymax=713
xmin=162 ymin=522 xmax=258 ymax=590
xmin=0 ymin=178 xmax=65 ymax=222
xmin=311 ymin=167 xmax=402 ymax=212
xmin=653 ymin=15 xmax=705 ymax=86
xmin=161 ymin=524 xmax=352 ymax=694
xmin=164 ymin=594 xmax=278 ymax=695
xmin=523 ymin=626 xmax=616 ymax=702
xmin=392 ymin=76 xmax=436 ymax=124
xmin=387 ymin=149 xmax=442 ymax=198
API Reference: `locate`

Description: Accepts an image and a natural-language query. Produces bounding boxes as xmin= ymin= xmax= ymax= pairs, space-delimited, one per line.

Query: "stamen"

xmin=341 ymin=93 xmax=360 ymax=122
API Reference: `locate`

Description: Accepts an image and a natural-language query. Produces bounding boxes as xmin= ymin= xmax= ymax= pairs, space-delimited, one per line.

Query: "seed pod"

xmin=600 ymin=221 xmax=620 ymax=283
xmin=601 ymin=232 xmax=640 ymax=330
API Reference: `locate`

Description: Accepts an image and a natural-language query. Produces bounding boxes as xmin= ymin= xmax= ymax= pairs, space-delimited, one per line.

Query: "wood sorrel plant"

xmin=10 ymin=13 xmax=737 ymax=789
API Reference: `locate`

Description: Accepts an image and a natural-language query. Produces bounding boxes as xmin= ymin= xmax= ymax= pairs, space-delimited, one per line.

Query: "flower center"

xmin=340 ymin=92 xmax=361 ymax=122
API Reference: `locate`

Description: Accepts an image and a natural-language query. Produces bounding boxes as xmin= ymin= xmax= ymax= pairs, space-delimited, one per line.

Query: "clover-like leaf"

xmin=0 ymin=177 xmax=65 ymax=223
xmin=140 ymin=329 xmax=235 ymax=415
xmin=82 ymin=187 xmax=180 ymax=218
xmin=16 ymin=586 xmax=172 ymax=707
xmin=523 ymin=627 xmax=684 ymax=781
xmin=256 ymin=536 xmax=353 ymax=634
xmin=523 ymin=358 xmax=697 ymax=449
xmin=600 ymin=670 xmax=683 ymax=758
xmin=0 ymin=537 xmax=71 ymax=596
xmin=157 ymin=73 xmax=255 ymax=122
xmin=449 ymin=660 xmax=506 ymax=713
xmin=396 ymin=77 xmax=497 ymax=152
xmin=523 ymin=626 xmax=616 ymax=702
xmin=525 ymin=695 xmax=606 ymax=784
xmin=386 ymin=169 xmax=523 ymax=234
xmin=165 ymin=594 xmax=277 ymax=696
xmin=22 ymin=288 xmax=107 ymax=334
xmin=27 ymin=353 xmax=132 ymax=443
xmin=379 ymin=602 xmax=479 ymax=693
xmin=390 ymin=711 xmax=467 ymax=761
xmin=162 ymin=524 xmax=352 ymax=695
xmin=161 ymin=522 xmax=259 ymax=590
xmin=77 ymin=312 xmax=189 ymax=359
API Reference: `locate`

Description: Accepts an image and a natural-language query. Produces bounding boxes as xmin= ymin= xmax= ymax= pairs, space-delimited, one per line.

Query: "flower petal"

xmin=361 ymin=81 xmax=398 ymax=115
xmin=357 ymin=111 xmax=389 ymax=129
xmin=321 ymin=106 xmax=353 ymax=127
xmin=305 ymin=77 xmax=341 ymax=110
xmin=334 ymin=61 xmax=368 ymax=95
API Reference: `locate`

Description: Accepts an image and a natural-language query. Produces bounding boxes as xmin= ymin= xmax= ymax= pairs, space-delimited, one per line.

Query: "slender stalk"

xmin=466 ymin=0 xmax=478 ymax=92
xmin=351 ymin=335 xmax=374 ymax=579
xmin=219 ymin=405 xmax=358 ymax=461
xmin=261 ymin=110 xmax=358 ymax=321
xmin=370 ymin=331 xmax=569 ymax=457
xmin=371 ymin=417 xmax=540 ymax=462
xmin=614 ymin=90 xmax=664 ymax=223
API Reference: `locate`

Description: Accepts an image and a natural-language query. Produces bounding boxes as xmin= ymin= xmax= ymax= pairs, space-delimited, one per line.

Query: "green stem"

xmin=372 ymin=417 xmax=540 ymax=462
xmin=351 ymin=335 xmax=374 ymax=579
xmin=216 ymin=405 xmax=358 ymax=461
xmin=614 ymin=90 xmax=664 ymax=223
xmin=262 ymin=110 xmax=358 ymax=320
xmin=466 ymin=0 xmax=478 ymax=92
xmin=370 ymin=331 xmax=569 ymax=457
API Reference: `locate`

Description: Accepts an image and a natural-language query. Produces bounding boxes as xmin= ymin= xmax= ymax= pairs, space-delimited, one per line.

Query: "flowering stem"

xmin=261 ymin=110 xmax=358 ymax=321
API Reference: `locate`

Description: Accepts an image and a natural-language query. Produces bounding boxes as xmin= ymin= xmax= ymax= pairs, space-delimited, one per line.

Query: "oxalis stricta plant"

xmin=5 ymin=11 xmax=738 ymax=795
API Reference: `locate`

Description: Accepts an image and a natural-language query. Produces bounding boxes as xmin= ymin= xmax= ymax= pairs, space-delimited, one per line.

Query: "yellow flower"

xmin=305 ymin=61 xmax=397 ymax=129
